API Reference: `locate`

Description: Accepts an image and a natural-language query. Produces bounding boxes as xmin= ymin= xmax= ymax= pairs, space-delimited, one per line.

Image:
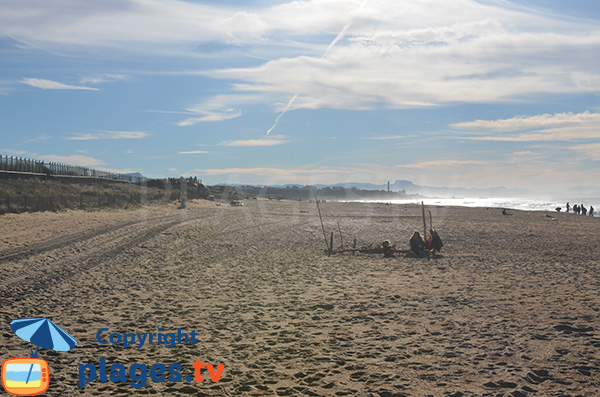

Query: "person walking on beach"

xmin=590 ymin=206 xmax=595 ymax=217
xmin=410 ymin=231 xmax=426 ymax=258
xmin=566 ymin=202 xmax=570 ymax=213
xmin=582 ymin=205 xmax=587 ymax=216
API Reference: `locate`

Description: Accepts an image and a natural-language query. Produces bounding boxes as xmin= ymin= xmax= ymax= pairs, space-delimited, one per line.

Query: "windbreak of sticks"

xmin=313 ymin=192 xmax=432 ymax=257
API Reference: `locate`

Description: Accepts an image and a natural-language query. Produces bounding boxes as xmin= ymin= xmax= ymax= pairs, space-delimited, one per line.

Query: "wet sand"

xmin=1 ymin=200 xmax=600 ymax=396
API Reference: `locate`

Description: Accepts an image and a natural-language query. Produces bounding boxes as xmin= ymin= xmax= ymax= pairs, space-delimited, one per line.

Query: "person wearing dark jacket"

xmin=410 ymin=231 xmax=426 ymax=258
xmin=429 ymin=229 xmax=444 ymax=253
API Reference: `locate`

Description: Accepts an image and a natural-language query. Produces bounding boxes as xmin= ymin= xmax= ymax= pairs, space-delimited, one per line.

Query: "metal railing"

xmin=0 ymin=154 xmax=146 ymax=183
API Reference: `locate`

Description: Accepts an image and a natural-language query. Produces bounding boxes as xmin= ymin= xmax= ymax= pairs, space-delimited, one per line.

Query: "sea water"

xmin=360 ymin=197 xmax=599 ymax=215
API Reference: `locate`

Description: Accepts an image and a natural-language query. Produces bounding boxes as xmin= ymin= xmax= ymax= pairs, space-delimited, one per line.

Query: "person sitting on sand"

xmin=382 ymin=240 xmax=396 ymax=258
xmin=502 ymin=208 xmax=512 ymax=216
xmin=409 ymin=231 xmax=426 ymax=258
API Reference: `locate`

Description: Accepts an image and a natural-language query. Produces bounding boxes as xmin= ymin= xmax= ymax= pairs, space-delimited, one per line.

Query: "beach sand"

xmin=1 ymin=199 xmax=600 ymax=396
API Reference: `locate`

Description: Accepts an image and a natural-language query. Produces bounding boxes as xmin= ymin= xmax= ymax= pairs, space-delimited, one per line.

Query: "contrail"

xmin=266 ymin=0 xmax=370 ymax=136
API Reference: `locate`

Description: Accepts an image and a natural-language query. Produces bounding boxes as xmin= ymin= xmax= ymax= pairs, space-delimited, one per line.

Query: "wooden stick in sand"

xmin=329 ymin=231 xmax=334 ymax=256
xmin=337 ymin=221 xmax=344 ymax=250
xmin=428 ymin=210 xmax=433 ymax=231
xmin=421 ymin=201 xmax=427 ymax=241
xmin=314 ymin=189 xmax=329 ymax=251
xmin=422 ymin=201 xmax=430 ymax=259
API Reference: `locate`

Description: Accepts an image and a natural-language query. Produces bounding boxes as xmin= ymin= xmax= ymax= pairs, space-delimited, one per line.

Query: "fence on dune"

xmin=0 ymin=154 xmax=146 ymax=183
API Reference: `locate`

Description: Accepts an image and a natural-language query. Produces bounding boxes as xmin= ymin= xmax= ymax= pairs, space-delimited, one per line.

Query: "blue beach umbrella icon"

xmin=9 ymin=317 xmax=77 ymax=384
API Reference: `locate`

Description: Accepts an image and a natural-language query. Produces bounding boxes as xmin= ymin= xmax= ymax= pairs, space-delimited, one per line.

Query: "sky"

xmin=1 ymin=0 xmax=599 ymax=192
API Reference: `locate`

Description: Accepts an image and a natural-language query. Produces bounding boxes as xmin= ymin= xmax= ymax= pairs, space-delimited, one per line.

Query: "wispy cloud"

xmin=79 ymin=74 xmax=128 ymax=85
xmin=366 ymin=135 xmax=407 ymax=140
xmin=452 ymin=111 xmax=600 ymax=141
xmin=179 ymin=150 xmax=210 ymax=154
xmin=6 ymin=1 xmax=600 ymax=114
xmin=569 ymin=143 xmax=600 ymax=161
xmin=22 ymin=78 xmax=99 ymax=91
xmin=220 ymin=135 xmax=289 ymax=147
xmin=65 ymin=130 xmax=149 ymax=140
xmin=38 ymin=154 xmax=104 ymax=166
xmin=0 ymin=149 xmax=28 ymax=156
xmin=397 ymin=160 xmax=487 ymax=169
xmin=23 ymin=134 xmax=51 ymax=143
xmin=173 ymin=94 xmax=256 ymax=126
xmin=1 ymin=1 xmax=230 ymax=51
xmin=452 ymin=111 xmax=600 ymax=132
xmin=177 ymin=109 xmax=242 ymax=126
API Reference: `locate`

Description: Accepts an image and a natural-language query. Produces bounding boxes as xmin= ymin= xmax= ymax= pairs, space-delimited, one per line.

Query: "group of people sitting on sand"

xmin=565 ymin=202 xmax=594 ymax=216
xmin=382 ymin=230 xmax=443 ymax=258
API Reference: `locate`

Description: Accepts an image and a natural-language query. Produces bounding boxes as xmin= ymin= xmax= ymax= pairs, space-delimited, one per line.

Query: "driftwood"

xmin=314 ymin=190 xmax=329 ymax=252
xmin=326 ymin=244 xmax=410 ymax=255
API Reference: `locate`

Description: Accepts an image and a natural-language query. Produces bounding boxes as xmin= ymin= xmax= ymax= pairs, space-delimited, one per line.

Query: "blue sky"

xmin=1 ymin=0 xmax=599 ymax=191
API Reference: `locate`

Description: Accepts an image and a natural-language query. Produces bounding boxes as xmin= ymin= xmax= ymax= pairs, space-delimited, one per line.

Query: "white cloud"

xmin=2 ymin=0 xmax=599 ymax=119
xmin=79 ymin=74 xmax=128 ymax=85
xmin=5 ymin=0 xmax=600 ymax=118
xmin=171 ymin=94 xmax=255 ymax=126
xmin=1 ymin=0 xmax=231 ymax=51
xmin=0 ymin=149 xmax=28 ymax=156
xmin=177 ymin=109 xmax=243 ymax=126
xmin=452 ymin=111 xmax=600 ymax=141
xmin=220 ymin=135 xmax=289 ymax=147
xmin=23 ymin=134 xmax=51 ymax=143
xmin=452 ymin=111 xmax=600 ymax=132
xmin=179 ymin=150 xmax=210 ymax=154
xmin=397 ymin=160 xmax=487 ymax=168
xmin=21 ymin=78 xmax=99 ymax=91
xmin=569 ymin=143 xmax=600 ymax=161
xmin=38 ymin=154 xmax=104 ymax=166
xmin=65 ymin=130 xmax=149 ymax=140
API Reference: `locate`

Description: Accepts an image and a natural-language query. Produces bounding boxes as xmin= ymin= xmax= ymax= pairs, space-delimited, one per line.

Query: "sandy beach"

xmin=1 ymin=199 xmax=600 ymax=396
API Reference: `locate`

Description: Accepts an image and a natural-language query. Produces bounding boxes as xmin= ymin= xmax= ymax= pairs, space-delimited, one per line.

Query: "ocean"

xmin=361 ymin=197 xmax=599 ymax=215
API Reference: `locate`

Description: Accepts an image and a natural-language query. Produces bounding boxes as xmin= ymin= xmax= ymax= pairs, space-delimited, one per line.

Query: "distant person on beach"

xmin=574 ymin=204 xmax=580 ymax=215
xmin=581 ymin=205 xmax=587 ymax=216
xmin=566 ymin=202 xmax=570 ymax=213
xmin=409 ymin=231 xmax=426 ymax=258
xmin=382 ymin=240 xmax=396 ymax=258
xmin=590 ymin=206 xmax=595 ymax=217
xmin=502 ymin=209 xmax=512 ymax=216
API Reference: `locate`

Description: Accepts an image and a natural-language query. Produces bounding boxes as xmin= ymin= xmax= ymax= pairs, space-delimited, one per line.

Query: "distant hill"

xmin=123 ymin=172 xmax=144 ymax=177
xmin=294 ymin=180 xmax=531 ymax=198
